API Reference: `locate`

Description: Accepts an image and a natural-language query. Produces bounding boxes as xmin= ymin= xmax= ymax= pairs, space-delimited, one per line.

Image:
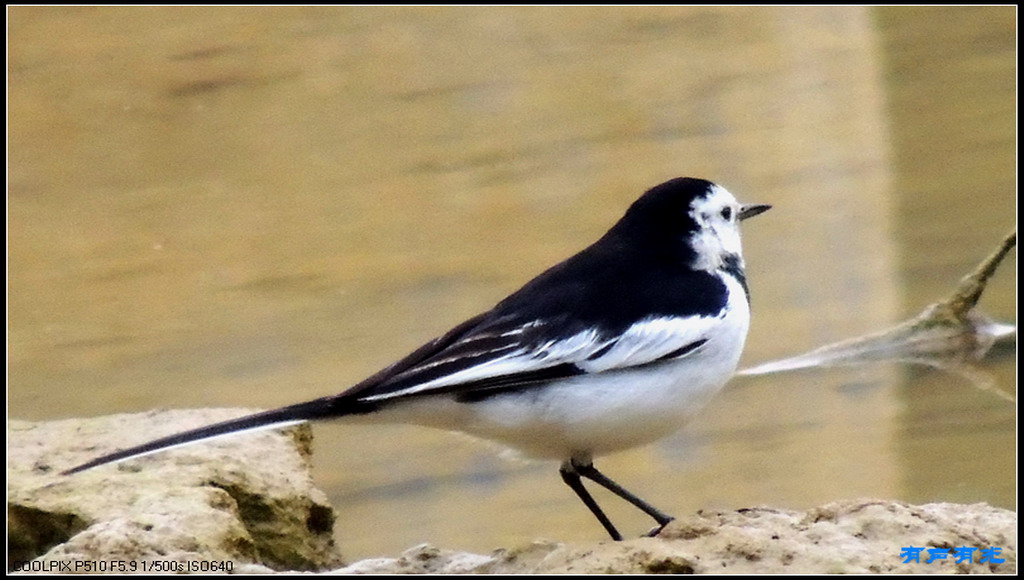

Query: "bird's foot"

xmin=643 ymin=517 xmax=675 ymax=538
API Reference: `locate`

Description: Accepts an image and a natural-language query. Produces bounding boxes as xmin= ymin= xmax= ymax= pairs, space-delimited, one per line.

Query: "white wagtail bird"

xmin=64 ymin=177 xmax=770 ymax=540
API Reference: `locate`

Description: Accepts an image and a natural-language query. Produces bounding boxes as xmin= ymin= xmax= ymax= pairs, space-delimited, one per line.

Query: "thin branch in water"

xmin=739 ymin=231 xmax=1016 ymax=401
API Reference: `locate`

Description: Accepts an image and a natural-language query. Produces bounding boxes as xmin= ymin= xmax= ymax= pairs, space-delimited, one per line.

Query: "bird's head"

xmin=688 ymin=181 xmax=770 ymax=272
xmin=614 ymin=177 xmax=770 ymax=273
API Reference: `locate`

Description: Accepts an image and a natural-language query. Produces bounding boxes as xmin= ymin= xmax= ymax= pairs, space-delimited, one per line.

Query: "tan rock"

xmin=332 ymin=501 xmax=1017 ymax=574
xmin=9 ymin=410 xmax=1016 ymax=574
xmin=8 ymin=409 xmax=343 ymax=572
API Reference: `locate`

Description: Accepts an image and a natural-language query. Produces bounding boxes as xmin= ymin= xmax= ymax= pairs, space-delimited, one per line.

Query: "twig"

xmin=739 ymin=231 xmax=1016 ymax=401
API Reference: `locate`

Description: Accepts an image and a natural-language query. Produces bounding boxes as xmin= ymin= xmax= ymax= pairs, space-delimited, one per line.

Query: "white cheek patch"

xmin=687 ymin=184 xmax=744 ymax=272
xmin=689 ymin=227 xmax=725 ymax=272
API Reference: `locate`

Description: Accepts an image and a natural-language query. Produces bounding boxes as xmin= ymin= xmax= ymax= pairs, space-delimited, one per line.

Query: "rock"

xmin=9 ymin=411 xmax=1016 ymax=574
xmin=335 ymin=544 xmax=496 ymax=574
xmin=8 ymin=409 xmax=343 ymax=572
xmin=332 ymin=500 xmax=1016 ymax=574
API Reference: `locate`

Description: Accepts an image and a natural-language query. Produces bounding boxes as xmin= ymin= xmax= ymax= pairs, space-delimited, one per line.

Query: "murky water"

xmin=9 ymin=6 xmax=1015 ymax=561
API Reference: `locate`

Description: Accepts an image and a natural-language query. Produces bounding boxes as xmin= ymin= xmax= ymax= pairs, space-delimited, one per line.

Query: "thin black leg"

xmin=559 ymin=462 xmax=623 ymax=541
xmin=573 ymin=460 xmax=675 ymax=529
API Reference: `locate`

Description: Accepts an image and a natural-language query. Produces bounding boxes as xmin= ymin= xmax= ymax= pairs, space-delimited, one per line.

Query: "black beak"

xmin=739 ymin=204 xmax=771 ymax=221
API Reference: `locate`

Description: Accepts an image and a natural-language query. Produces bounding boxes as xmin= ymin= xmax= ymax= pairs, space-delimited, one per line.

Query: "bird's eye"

xmin=720 ymin=207 xmax=733 ymax=221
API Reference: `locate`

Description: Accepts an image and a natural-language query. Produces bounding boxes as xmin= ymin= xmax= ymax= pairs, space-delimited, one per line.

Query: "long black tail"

xmin=62 ymin=396 xmax=355 ymax=475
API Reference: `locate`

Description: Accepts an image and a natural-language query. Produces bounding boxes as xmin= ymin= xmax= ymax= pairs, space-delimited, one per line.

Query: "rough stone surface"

xmin=8 ymin=409 xmax=343 ymax=572
xmin=9 ymin=410 xmax=1016 ymax=574
xmin=333 ymin=500 xmax=1016 ymax=574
